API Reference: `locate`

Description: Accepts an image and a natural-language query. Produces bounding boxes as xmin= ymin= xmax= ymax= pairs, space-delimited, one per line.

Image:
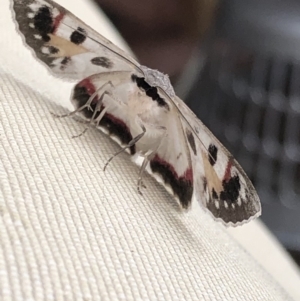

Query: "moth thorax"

xmin=140 ymin=65 xmax=175 ymax=99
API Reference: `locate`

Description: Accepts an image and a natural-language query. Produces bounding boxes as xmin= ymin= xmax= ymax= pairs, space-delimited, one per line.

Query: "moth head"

xmin=139 ymin=65 xmax=175 ymax=99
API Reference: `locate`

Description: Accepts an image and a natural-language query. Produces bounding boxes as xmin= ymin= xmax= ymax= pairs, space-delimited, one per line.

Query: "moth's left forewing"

xmin=174 ymin=97 xmax=261 ymax=226
xmin=11 ymin=0 xmax=139 ymax=80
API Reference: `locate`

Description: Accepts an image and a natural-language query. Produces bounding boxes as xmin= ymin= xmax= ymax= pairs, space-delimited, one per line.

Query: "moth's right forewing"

xmin=174 ymin=96 xmax=261 ymax=226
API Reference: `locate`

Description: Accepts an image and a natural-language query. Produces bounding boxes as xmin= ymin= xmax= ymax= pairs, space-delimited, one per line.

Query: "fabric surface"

xmin=228 ymin=220 xmax=300 ymax=300
xmin=0 ymin=0 xmax=299 ymax=300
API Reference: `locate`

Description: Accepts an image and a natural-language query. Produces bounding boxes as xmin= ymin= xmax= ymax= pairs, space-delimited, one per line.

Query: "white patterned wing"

xmin=173 ymin=96 xmax=261 ymax=226
xmin=12 ymin=0 xmax=140 ymax=79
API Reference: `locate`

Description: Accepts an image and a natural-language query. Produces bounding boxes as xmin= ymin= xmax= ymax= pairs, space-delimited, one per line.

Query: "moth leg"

xmin=73 ymin=83 xmax=125 ymax=138
xmin=71 ymin=90 xmax=112 ymax=138
xmin=137 ymin=126 xmax=167 ymax=195
xmin=103 ymin=124 xmax=146 ymax=171
xmin=91 ymin=83 xmax=124 ymax=128
xmin=137 ymin=153 xmax=151 ymax=195
xmin=51 ymin=81 xmax=115 ymax=119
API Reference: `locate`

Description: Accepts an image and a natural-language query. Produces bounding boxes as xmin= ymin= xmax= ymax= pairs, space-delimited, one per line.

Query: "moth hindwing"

xmin=11 ymin=0 xmax=261 ymax=226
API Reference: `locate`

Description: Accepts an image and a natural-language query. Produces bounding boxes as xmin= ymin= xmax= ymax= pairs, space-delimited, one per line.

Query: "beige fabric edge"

xmin=228 ymin=220 xmax=300 ymax=300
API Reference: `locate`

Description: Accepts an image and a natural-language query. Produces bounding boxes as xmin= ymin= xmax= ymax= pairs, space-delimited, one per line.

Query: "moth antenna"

xmin=137 ymin=155 xmax=150 ymax=195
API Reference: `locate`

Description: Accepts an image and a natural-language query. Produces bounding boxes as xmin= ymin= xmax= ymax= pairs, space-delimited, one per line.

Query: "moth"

xmin=11 ymin=0 xmax=261 ymax=226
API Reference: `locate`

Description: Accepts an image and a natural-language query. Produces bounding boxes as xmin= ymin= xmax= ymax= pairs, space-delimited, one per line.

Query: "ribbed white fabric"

xmin=0 ymin=0 xmax=299 ymax=300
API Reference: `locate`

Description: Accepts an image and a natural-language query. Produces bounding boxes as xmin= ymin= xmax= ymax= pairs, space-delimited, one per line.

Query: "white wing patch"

xmin=11 ymin=0 xmax=262 ymax=226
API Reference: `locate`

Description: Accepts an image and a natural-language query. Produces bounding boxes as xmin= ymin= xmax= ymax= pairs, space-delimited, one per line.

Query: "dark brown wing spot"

xmin=176 ymin=153 xmax=182 ymax=160
xmin=91 ymin=57 xmax=113 ymax=68
xmin=33 ymin=5 xmax=64 ymax=35
xmin=220 ymin=175 xmax=241 ymax=204
xmin=70 ymin=27 xmax=86 ymax=44
xmin=33 ymin=6 xmax=53 ymax=34
xmin=41 ymin=34 xmax=51 ymax=42
xmin=212 ymin=188 xmax=218 ymax=199
xmin=203 ymin=177 xmax=207 ymax=191
xmin=61 ymin=57 xmax=70 ymax=65
xmin=48 ymin=46 xmax=59 ymax=54
xmin=186 ymin=130 xmax=197 ymax=155
xmin=208 ymin=144 xmax=218 ymax=166
xmin=60 ymin=57 xmax=71 ymax=70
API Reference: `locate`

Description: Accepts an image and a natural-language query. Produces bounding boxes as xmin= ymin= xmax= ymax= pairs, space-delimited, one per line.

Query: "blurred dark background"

xmin=94 ymin=0 xmax=300 ymax=266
